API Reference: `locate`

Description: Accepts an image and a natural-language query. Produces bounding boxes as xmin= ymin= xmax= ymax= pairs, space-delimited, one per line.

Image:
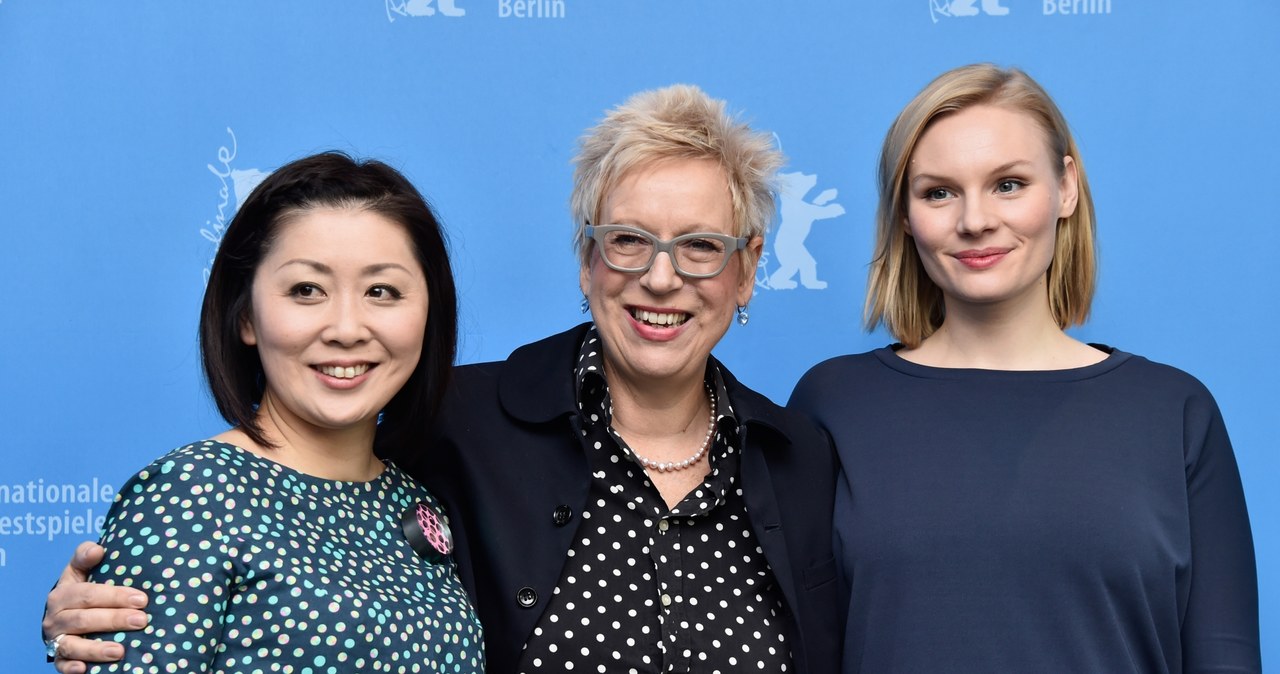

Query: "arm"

xmin=67 ymin=455 xmax=234 ymax=672
xmin=43 ymin=542 xmax=149 ymax=674
xmin=1181 ymin=390 xmax=1261 ymax=672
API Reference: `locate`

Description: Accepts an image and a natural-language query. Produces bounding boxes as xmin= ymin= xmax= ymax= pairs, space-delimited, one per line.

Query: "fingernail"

xmin=129 ymin=593 xmax=147 ymax=608
xmin=127 ymin=614 xmax=147 ymax=628
xmin=105 ymin=643 xmax=124 ymax=658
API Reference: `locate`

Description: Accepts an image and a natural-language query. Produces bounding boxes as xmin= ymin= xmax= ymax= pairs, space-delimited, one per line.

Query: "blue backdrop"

xmin=2 ymin=1 xmax=1275 ymax=667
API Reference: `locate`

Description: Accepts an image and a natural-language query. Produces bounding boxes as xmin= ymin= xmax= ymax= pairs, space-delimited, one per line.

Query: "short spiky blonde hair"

xmin=865 ymin=64 xmax=1097 ymax=347
xmin=571 ymin=84 xmax=783 ymax=267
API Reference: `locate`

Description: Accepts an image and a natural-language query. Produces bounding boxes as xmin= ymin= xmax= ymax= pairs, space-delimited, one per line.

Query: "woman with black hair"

xmin=48 ymin=152 xmax=483 ymax=672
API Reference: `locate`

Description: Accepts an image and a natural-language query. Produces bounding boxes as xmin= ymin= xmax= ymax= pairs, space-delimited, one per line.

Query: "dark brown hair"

xmin=200 ymin=151 xmax=457 ymax=462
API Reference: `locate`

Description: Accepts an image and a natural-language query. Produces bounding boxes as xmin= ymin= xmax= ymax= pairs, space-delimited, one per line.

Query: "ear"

xmin=239 ymin=310 xmax=258 ymax=347
xmin=736 ymin=235 xmax=764 ymax=306
xmin=1058 ymin=155 xmax=1079 ymax=219
xmin=579 ymin=256 xmax=592 ymax=299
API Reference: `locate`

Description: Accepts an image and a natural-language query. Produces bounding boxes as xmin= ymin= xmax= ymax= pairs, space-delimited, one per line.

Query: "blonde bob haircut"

xmin=865 ymin=64 xmax=1097 ymax=348
xmin=571 ymin=84 xmax=783 ymax=268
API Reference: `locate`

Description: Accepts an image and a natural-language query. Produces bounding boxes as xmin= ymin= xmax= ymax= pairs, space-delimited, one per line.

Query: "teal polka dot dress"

xmin=86 ymin=440 xmax=484 ymax=673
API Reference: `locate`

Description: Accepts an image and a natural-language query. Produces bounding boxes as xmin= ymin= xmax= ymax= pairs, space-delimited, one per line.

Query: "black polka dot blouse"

xmin=517 ymin=330 xmax=792 ymax=672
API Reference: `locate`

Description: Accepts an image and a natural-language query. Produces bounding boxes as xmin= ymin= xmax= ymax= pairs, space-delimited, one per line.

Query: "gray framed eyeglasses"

xmin=585 ymin=225 xmax=748 ymax=279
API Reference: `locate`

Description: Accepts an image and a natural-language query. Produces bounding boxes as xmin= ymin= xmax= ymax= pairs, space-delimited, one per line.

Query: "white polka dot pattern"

xmin=516 ymin=331 xmax=792 ymax=672
xmin=85 ymin=441 xmax=484 ymax=673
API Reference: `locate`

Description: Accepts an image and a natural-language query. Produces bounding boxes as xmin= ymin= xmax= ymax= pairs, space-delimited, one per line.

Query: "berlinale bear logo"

xmin=930 ymin=0 xmax=1010 ymax=22
xmin=386 ymin=0 xmax=465 ymax=21
xmin=763 ymin=171 xmax=845 ymax=291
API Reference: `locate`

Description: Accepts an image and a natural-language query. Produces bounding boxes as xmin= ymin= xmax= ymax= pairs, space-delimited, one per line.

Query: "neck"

xmin=217 ymin=392 xmax=382 ymax=482
xmin=603 ymin=361 xmax=709 ymax=444
xmin=903 ymin=292 xmax=1100 ymax=370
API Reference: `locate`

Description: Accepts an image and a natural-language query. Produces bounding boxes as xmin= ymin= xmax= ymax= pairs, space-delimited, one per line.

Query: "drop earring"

xmin=580 ymin=295 xmax=590 ymax=314
xmin=736 ymin=304 xmax=749 ymax=326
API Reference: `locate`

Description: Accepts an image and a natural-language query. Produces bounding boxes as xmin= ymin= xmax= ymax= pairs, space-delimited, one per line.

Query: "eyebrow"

xmin=909 ymin=160 xmax=1033 ymax=188
xmin=607 ymin=221 xmax=726 ymax=236
xmin=275 ymin=259 xmax=415 ymax=276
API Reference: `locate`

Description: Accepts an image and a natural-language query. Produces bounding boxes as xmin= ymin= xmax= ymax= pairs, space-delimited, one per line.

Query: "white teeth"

xmin=320 ymin=364 xmax=369 ymax=379
xmin=634 ymin=309 xmax=688 ymax=327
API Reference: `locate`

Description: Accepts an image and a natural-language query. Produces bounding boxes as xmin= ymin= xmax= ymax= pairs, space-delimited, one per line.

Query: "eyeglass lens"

xmin=600 ymin=229 xmax=730 ymax=276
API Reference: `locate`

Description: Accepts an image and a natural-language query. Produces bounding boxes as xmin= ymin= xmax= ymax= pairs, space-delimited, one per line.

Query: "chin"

xmin=613 ymin=349 xmax=693 ymax=380
xmin=314 ymin=410 xmax=380 ymax=431
xmin=649 ymin=349 xmax=711 ymax=377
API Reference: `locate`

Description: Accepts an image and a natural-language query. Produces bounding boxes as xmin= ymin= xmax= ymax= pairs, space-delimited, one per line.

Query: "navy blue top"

xmin=789 ymin=347 xmax=1259 ymax=673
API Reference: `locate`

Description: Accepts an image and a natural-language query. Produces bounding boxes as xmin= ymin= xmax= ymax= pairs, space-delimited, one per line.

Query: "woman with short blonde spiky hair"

xmin=790 ymin=63 xmax=1259 ymax=672
xmin=571 ymin=83 xmax=783 ymax=266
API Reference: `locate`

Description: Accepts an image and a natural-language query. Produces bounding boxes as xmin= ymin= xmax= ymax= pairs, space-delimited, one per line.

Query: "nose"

xmin=640 ymin=250 xmax=684 ymax=295
xmin=322 ymin=294 xmax=372 ymax=346
xmin=957 ymin=194 xmax=998 ymax=236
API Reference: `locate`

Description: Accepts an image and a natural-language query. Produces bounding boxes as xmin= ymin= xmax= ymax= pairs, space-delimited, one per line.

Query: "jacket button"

xmin=552 ymin=505 xmax=573 ymax=526
xmin=516 ymin=586 xmax=538 ymax=608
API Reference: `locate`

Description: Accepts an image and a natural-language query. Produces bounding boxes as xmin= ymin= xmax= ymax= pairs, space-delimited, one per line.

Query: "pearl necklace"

xmin=634 ymin=384 xmax=717 ymax=473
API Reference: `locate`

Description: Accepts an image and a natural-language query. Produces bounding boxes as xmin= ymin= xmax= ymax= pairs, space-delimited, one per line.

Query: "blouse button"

xmin=552 ymin=505 xmax=573 ymax=526
xmin=516 ymin=586 xmax=539 ymax=608
xmin=660 ymin=593 xmax=672 ymax=607
xmin=658 ymin=519 xmax=669 ymax=532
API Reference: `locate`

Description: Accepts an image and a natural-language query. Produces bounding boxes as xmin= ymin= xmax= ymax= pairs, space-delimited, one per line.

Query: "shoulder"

xmin=1100 ymin=349 xmax=1220 ymax=407
xmin=454 ymin=324 xmax=591 ymax=376
xmin=450 ymin=323 xmax=590 ymax=393
xmin=102 ymin=441 xmax=248 ymax=535
xmin=1109 ymin=349 xmax=1206 ymax=383
xmin=418 ymin=326 xmax=587 ymax=475
xmin=717 ymin=361 xmax=829 ymax=455
xmin=113 ymin=441 xmax=245 ymax=495
xmin=1106 ymin=352 xmax=1233 ymax=455
xmin=796 ymin=349 xmax=888 ymax=384
xmin=788 ymin=348 xmax=896 ymax=411
xmin=445 ymin=323 xmax=589 ymax=424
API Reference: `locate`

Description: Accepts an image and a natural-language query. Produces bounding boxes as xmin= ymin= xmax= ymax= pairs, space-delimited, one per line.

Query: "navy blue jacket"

xmin=407 ymin=323 xmax=843 ymax=674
